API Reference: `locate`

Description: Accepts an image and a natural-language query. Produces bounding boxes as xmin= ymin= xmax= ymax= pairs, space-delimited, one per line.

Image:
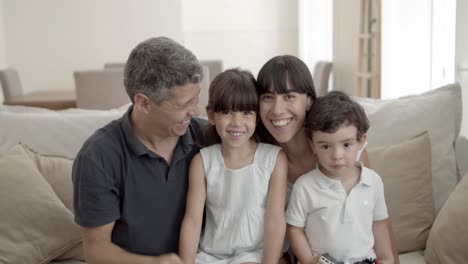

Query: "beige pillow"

xmin=368 ymin=132 xmax=434 ymax=253
xmin=425 ymin=172 xmax=468 ymax=263
xmin=22 ymin=146 xmax=85 ymax=261
xmin=0 ymin=145 xmax=81 ymax=263
xmin=24 ymin=146 xmax=75 ymax=212
xmin=356 ymin=83 xmax=462 ymax=212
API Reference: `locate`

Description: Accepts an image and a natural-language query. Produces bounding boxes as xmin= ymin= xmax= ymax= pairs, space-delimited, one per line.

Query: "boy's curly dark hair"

xmin=305 ymin=91 xmax=369 ymax=141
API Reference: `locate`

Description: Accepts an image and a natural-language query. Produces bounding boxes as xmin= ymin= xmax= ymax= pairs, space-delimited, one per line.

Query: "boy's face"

xmin=310 ymin=124 xmax=366 ymax=179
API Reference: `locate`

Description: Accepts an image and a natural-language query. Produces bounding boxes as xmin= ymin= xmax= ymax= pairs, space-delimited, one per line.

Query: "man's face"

xmin=148 ymin=83 xmax=201 ymax=138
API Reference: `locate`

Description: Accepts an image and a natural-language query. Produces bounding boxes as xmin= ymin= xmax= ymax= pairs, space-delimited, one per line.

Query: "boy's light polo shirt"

xmin=286 ymin=162 xmax=388 ymax=263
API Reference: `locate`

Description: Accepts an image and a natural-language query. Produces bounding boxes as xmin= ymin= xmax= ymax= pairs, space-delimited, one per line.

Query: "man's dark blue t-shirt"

xmin=72 ymin=106 xmax=207 ymax=255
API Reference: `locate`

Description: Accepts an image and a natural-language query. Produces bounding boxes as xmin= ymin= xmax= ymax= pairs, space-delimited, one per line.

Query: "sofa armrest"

xmin=455 ymin=135 xmax=468 ymax=180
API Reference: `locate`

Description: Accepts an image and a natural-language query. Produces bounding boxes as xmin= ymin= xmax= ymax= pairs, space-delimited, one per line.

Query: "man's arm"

xmin=373 ymin=219 xmax=394 ymax=264
xmin=81 ymin=222 xmax=183 ymax=264
xmin=263 ymin=150 xmax=288 ymax=264
xmin=179 ymin=154 xmax=206 ymax=264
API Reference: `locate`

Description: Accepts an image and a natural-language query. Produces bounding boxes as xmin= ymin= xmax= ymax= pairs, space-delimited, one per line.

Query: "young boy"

xmin=285 ymin=91 xmax=394 ymax=264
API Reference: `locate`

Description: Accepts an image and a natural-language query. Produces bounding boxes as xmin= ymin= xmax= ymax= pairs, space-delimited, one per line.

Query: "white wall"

xmin=182 ymin=0 xmax=298 ymax=77
xmin=0 ymin=0 xmax=6 ymax=101
xmin=456 ymin=0 xmax=468 ymax=137
xmin=2 ymin=0 xmax=183 ymax=94
xmin=332 ymin=0 xmax=359 ymax=95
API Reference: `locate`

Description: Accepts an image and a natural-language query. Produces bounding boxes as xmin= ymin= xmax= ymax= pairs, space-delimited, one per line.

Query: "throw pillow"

xmin=0 ymin=145 xmax=81 ymax=263
xmin=425 ymin=172 xmax=468 ymax=263
xmin=24 ymin=146 xmax=75 ymax=212
xmin=22 ymin=145 xmax=85 ymax=261
xmin=355 ymin=83 xmax=462 ymax=212
xmin=368 ymin=132 xmax=434 ymax=253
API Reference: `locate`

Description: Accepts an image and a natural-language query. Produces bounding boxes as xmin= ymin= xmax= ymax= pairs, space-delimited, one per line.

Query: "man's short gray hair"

xmin=124 ymin=37 xmax=203 ymax=104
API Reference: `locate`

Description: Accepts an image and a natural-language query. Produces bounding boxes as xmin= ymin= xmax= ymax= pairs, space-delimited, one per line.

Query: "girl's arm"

xmin=288 ymin=225 xmax=317 ymax=264
xmin=373 ymin=219 xmax=394 ymax=264
xmin=179 ymin=154 xmax=207 ymax=264
xmin=263 ymin=150 xmax=288 ymax=264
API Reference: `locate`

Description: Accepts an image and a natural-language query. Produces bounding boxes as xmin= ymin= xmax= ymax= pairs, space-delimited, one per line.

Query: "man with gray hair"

xmin=72 ymin=37 xmax=207 ymax=264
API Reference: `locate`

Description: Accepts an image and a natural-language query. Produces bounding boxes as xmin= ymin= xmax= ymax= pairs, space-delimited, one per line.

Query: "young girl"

xmin=179 ymin=68 xmax=288 ymax=264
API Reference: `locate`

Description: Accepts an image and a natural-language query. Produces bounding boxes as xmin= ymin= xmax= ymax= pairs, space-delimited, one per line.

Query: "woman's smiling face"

xmin=259 ymin=86 xmax=312 ymax=144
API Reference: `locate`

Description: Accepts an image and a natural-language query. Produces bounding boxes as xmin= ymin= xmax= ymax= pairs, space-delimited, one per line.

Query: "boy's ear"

xmin=359 ymin=133 xmax=368 ymax=144
xmin=134 ymin=93 xmax=152 ymax=114
xmin=309 ymin=138 xmax=317 ymax=155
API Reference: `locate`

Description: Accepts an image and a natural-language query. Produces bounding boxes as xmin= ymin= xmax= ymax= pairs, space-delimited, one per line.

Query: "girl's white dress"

xmin=196 ymin=143 xmax=281 ymax=264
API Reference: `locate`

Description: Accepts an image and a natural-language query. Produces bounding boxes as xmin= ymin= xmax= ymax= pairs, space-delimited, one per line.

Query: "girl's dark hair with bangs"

xmin=204 ymin=68 xmax=260 ymax=146
xmin=256 ymin=55 xmax=317 ymax=144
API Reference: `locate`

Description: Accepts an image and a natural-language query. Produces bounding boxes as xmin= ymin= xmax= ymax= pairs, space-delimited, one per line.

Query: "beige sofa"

xmin=0 ymin=83 xmax=466 ymax=264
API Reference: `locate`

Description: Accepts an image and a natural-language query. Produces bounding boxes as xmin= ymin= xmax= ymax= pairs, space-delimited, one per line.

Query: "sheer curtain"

xmin=381 ymin=0 xmax=456 ymax=99
xmin=298 ymin=0 xmax=333 ymax=78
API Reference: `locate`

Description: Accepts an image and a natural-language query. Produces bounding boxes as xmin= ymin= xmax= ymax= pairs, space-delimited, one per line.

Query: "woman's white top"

xmin=198 ymin=143 xmax=281 ymax=259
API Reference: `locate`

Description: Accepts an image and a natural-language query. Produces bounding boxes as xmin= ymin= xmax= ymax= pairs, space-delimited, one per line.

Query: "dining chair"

xmin=313 ymin=61 xmax=333 ymax=97
xmin=74 ymin=69 xmax=130 ymax=110
xmin=200 ymin=60 xmax=222 ymax=83
xmin=103 ymin=62 xmax=126 ymax=69
xmin=0 ymin=68 xmax=23 ymax=101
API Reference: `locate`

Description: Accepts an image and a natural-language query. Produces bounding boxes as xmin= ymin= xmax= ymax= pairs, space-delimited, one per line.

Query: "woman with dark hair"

xmin=256 ymin=55 xmax=398 ymax=264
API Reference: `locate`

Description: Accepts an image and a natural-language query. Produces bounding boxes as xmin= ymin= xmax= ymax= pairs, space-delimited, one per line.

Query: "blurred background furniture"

xmin=199 ymin=60 xmax=222 ymax=83
xmin=74 ymin=69 xmax=129 ymax=110
xmin=103 ymin=62 xmax=125 ymax=69
xmin=100 ymin=61 xmax=215 ymax=116
xmin=313 ymin=61 xmax=333 ymax=97
xmin=103 ymin=60 xmax=222 ymax=83
xmin=0 ymin=68 xmax=76 ymax=110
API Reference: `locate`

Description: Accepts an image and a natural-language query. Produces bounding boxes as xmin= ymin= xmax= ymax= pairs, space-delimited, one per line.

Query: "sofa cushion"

xmin=424 ymin=172 xmax=468 ymax=263
xmin=0 ymin=104 xmax=127 ymax=159
xmin=368 ymin=132 xmax=434 ymax=253
xmin=24 ymin=146 xmax=75 ymax=212
xmin=355 ymin=83 xmax=462 ymax=212
xmin=22 ymin=146 xmax=86 ymax=261
xmin=0 ymin=145 xmax=81 ymax=263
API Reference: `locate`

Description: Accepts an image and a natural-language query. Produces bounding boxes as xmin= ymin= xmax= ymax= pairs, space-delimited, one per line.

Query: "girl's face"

xmin=209 ymin=110 xmax=257 ymax=148
xmin=259 ymin=86 xmax=312 ymax=144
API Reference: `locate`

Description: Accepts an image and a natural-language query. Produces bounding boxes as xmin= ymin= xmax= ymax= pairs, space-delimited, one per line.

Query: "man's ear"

xmin=133 ymin=93 xmax=152 ymax=114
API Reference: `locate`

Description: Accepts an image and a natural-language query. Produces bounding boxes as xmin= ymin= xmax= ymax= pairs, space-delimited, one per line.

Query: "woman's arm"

xmin=263 ymin=150 xmax=288 ymax=264
xmin=384 ymin=218 xmax=400 ymax=264
xmin=373 ymin=219 xmax=394 ymax=264
xmin=179 ymin=154 xmax=207 ymax=264
xmin=362 ymin=146 xmax=400 ymax=264
xmin=287 ymin=225 xmax=317 ymax=264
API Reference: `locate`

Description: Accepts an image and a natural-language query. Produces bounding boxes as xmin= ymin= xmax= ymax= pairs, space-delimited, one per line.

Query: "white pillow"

xmin=354 ymin=83 xmax=462 ymax=212
xmin=0 ymin=105 xmax=126 ymax=159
